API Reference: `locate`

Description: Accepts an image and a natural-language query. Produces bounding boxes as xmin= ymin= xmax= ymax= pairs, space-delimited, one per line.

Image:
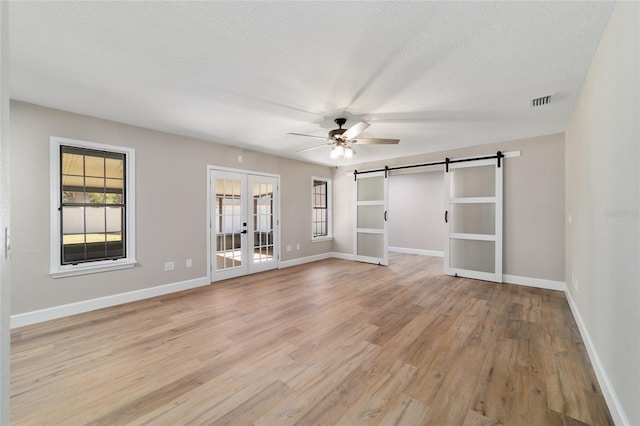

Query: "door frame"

xmin=207 ymin=165 xmax=281 ymax=283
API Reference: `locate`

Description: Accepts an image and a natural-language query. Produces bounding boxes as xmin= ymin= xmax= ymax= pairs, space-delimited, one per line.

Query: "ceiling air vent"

xmin=531 ymin=95 xmax=552 ymax=107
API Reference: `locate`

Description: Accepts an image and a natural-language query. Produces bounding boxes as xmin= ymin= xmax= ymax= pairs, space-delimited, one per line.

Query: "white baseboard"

xmin=279 ymin=252 xmax=356 ymax=269
xmin=11 ymin=276 xmax=210 ymax=329
xmin=279 ymin=252 xmax=333 ymax=269
xmin=330 ymin=252 xmax=355 ymax=261
xmin=389 ymin=246 xmax=444 ymax=257
xmin=565 ymin=290 xmax=629 ymax=426
xmin=503 ymin=274 xmax=566 ymax=291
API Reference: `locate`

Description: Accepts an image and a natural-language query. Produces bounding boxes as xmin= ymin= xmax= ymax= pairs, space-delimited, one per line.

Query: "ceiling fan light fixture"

xmin=344 ymin=145 xmax=354 ymax=159
xmin=329 ymin=146 xmax=339 ymax=159
xmin=290 ymin=117 xmax=398 ymax=159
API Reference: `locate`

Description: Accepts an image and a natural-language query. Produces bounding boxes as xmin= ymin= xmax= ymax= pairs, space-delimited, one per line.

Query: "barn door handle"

xmin=384 ymin=211 xmax=388 ymax=221
xmin=445 ymin=210 xmax=448 ymax=223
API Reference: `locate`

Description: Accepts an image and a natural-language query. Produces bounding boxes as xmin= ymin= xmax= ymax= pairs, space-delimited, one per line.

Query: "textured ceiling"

xmin=9 ymin=1 xmax=614 ymax=166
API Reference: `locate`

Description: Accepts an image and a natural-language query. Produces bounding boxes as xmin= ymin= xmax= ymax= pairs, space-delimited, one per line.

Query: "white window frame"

xmin=311 ymin=176 xmax=332 ymax=241
xmin=49 ymin=136 xmax=137 ymax=278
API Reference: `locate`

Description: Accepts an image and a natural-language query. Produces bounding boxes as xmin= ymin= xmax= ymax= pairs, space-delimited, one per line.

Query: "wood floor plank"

xmin=11 ymin=253 xmax=613 ymax=425
xmin=336 ymin=360 xmax=416 ymax=425
xmin=375 ymin=392 xmax=431 ymax=426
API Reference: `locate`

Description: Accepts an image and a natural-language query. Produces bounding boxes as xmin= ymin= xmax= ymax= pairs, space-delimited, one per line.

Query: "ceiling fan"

xmin=289 ymin=118 xmax=400 ymax=159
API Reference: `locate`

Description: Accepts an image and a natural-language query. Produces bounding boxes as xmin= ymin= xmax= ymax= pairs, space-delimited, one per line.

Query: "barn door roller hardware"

xmin=353 ymin=151 xmax=506 ymax=177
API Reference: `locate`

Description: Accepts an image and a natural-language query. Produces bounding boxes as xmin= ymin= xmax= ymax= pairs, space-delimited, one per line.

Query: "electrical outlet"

xmin=164 ymin=261 xmax=175 ymax=271
xmin=186 ymin=259 xmax=192 ymax=268
xmin=296 ymin=243 xmax=300 ymax=250
xmin=574 ymin=277 xmax=579 ymax=291
xmin=286 ymin=245 xmax=292 ymax=252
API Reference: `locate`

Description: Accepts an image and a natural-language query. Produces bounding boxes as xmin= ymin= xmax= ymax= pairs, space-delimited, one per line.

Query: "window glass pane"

xmin=106 ymin=207 xmax=123 ymax=234
xmin=105 ymin=192 xmax=123 ymax=204
xmin=84 ymin=155 xmax=105 ymax=177
xmin=85 ymin=241 xmax=107 ymax=260
xmin=85 ymin=177 xmax=105 ymax=191
xmin=85 ymin=207 xmax=106 ymax=234
xmin=63 ymin=243 xmax=86 ymax=263
xmin=62 ymin=191 xmax=83 ymax=203
xmin=87 ymin=192 xmax=106 ymax=204
xmin=61 ymin=152 xmax=84 ymax=176
xmin=62 ymin=174 xmax=84 ymax=189
xmin=105 ymin=178 xmax=124 ymax=190
xmin=62 ymin=206 xmax=85 ymax=242
xmin=105 ymin=157 xmax=124 ymax=178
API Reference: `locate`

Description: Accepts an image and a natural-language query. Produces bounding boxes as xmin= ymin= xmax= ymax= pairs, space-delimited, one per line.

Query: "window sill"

xmin=50 ymin=259 xmax=137 ymax=279
xmin=312 ymin=236 xmax=333 ymax=243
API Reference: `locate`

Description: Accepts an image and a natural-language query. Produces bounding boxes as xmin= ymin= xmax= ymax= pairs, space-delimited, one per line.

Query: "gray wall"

xmin=565 ymin=2 xmax=639 ymax=424
xmin=10 ymin=101 xmax=333 ymax=314
xmin=333 ymin=133 xmax=565 ymax=282
xmin=388 ymin=171 xmax=444 ymax=253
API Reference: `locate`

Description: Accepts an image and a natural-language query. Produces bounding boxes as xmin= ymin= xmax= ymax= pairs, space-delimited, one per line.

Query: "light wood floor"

xmin=11 ymin=254 xmax=612 ymax=425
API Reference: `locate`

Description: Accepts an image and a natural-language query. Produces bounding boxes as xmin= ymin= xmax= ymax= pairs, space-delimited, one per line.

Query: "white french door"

xmin=444 ymin=159 xmax=503 ymax=282
xmin=247 ymin=174 xmax=278 ymax=274
xmin=353 ymin=171 xmax=388 ymax=265
xmin=210 ymin=169 xmax=279 ymax=281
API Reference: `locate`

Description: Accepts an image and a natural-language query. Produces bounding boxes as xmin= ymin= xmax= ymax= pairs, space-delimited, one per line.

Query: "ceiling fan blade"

xmin=287 ymin=132 xmax=329 ymax=141
xmin=296 ymin=143 xmax=331 ymax=153
xmin=342 ymin=121 xmax=371 ymax=140
xmin=351 ymin=138 xmax=400 ymax=145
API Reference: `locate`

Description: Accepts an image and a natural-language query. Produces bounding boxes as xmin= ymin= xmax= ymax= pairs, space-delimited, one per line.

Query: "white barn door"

xmin=444 ymin=159 xmax=503 ymax=282
xmin=354 ymin=171 xmax=388 ymax=265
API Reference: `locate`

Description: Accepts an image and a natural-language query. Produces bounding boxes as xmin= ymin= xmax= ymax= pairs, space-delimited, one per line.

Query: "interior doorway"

xmin=362 ymin=154 xmax=505 ymax=283
xmin=208 ymin=167 xmax=280 ymax=282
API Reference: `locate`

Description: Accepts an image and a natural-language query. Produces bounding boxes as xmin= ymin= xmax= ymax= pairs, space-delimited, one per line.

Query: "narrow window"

xmin=50 ymin=137 xmax=136 ymax=277
xmin=312 ymin=177 xmax=332 ymax=240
